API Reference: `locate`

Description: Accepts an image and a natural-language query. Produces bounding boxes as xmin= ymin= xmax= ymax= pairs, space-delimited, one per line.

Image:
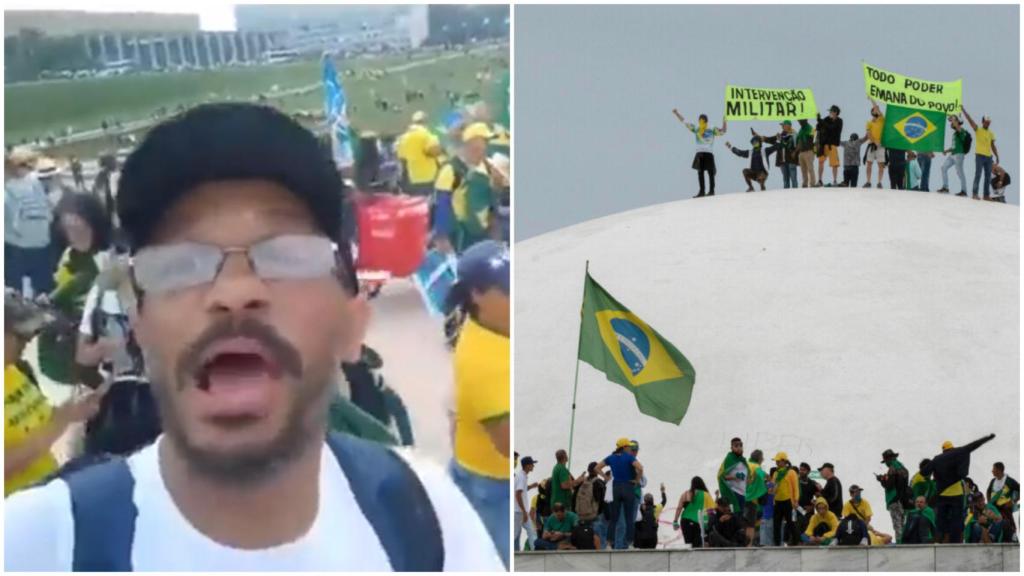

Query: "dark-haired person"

xmin=672 ymin=476 xmax=715 ymax=548
xmin=911 ymin=458 xmax=937 ymax=503
xmin=990 ymin=164 xmax=1011 ymax=203
xmin=816 ymin=106 xmax=843 ymax=187
xmin=987 ymin=462 xmax=1019 ymax=540
xmin=37 ymin=193 xmax=112 ymax=385
xmin=673 ymin=109 xmax=726 ymax=198
xmin=939 ymin=116 xmax=969 ymax=195
xmin=446 ymin=239 xmax=511 ymax=568
xmin=5 ymin=148 xmax=54 ymax=295
xmin=794 ymin=119 xmax=816 ymax=188
xmin=724 ymin=139 xmax=768 ymax=192
xmin=839 ymin=133 xmax=869 ymax=187
xmin=4 ymin=103 xmax=503 ymax=571
xmin=5 ymin=292 xmax=107 ymax=497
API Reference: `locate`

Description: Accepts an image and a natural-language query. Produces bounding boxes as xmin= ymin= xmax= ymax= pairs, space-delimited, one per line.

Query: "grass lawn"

xmin=5 ymin=46 xmax=507 ymax=146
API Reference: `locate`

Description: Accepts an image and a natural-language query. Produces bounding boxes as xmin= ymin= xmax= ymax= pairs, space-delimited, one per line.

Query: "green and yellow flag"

xmin=578 ymin=272 xmax=695 ymax=425
xmin=882 ymin=104 xmax=946 ymax=152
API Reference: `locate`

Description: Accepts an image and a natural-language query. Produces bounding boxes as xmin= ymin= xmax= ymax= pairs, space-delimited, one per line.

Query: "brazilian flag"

xmin=578 ymin=273 xmax=696 ymax=425
xmin=882 ymin=104 xmax=945 ymax=152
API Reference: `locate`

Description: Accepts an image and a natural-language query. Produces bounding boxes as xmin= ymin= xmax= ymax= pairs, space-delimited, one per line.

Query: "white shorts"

xmin=865 ymin=144 xmax=886 ymax=163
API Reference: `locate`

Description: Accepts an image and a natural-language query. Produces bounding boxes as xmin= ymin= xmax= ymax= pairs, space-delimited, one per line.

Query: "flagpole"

xmin=567 ymin=260 xmax=589 ymax=471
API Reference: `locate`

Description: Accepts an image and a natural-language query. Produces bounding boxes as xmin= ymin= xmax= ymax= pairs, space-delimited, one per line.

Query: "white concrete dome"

xmin=514 ymin=188 xmax=1019 ymax=543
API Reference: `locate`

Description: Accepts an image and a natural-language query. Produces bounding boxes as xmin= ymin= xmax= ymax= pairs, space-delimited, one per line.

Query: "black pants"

xmin=681 ymin=519 xmax=704 ymax=548
xmin=698 ymin=170 xmax=716 ymax=195
xmin=888 ymin=163 xmax=906 ymax=190
xmin=773 ymin=501 xmax=797 ymax=546
xmin=935 ymin=496 xmax=965 ymax=543
xmin=843 ymin=166 xmax=859 ymax=188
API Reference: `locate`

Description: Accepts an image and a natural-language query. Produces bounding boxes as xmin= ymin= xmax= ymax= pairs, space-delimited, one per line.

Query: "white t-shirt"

xmin=726 ymin=461 xmax=748 ymax=497
xmin=992 ymin=476 xmax=1006 ymax=495
xmin=514 ymin=469 xmax=531 ymax=513
xmin=4 ymin=437 xmax=504 ymax=571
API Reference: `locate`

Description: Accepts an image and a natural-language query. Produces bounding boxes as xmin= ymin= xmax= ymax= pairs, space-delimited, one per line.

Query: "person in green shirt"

xmin=939 ymin=116 xmax=969 ymax=194
xmin=902 ymin=495 xmax=937 ymax=543
xmin=549 ymin=449 xmax=576 ymax=510
xmin=877 ymin=449 xmax=909 ymax=544
xmin=533 ymin=502 xmax=578 ymax=550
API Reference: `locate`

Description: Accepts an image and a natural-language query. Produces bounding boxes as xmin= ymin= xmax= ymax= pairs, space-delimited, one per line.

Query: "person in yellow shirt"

xmin=962 ymin=108 xmax=1001 ymax=200
xmin=802 ymin=497 xmax=839 ymax=545
xmin=5 ymin=292 xmax=105 ymax=496
xmin=863 ymin=98 xmax=887 ymax=188
xmin=395 ymin=110 xmax=442 ymax=196
xmin=445 ymin=240 xmax=510 ymax=568
xmin=771 ymin=451 xmax=800 ymax=546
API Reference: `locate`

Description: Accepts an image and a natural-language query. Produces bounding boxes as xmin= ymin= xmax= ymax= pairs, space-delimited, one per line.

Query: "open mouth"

xmin=195 ymin=338 xmax=284 ymax=419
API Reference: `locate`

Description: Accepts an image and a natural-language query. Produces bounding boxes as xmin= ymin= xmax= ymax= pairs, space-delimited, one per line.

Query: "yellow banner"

xmin=863 ymin=62 xmax=962 ymax=114
xmin=724 ymin=85 xmax=817 ymax=121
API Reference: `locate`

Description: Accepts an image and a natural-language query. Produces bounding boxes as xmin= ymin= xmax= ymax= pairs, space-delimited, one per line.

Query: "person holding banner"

xmin=672 ymin=109 xmax=727 ymax=198
xmin=917 ymin=151 xmax=935 ymax=192
xmin=938 ymin=116 xmax=969 ymax=195
xmin=758 ymin=122 xmax=799 ymax=189
xmin=815 ymin=106 xmax=843 ymax=187
xmin=863 ymin=99 xmax=887 ymax=189
xmin=961 ymin=108 xmax=1000 ymax=200
xmin=795 ymin=119 xmax=816 ymax=189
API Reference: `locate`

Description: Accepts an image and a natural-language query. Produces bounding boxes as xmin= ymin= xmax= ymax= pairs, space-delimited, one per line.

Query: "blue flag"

xmin=322 ymin=55 xmax=354 ymax=169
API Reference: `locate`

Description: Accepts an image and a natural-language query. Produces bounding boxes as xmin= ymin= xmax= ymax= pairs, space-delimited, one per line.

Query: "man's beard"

xmin=144 ymin=331 xmax=338 ymax=487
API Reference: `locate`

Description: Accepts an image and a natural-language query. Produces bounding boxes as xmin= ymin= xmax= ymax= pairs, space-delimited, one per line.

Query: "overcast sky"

xmin=515 ymin=4 xmax=1020 ymax=239
xmin=8 ymin=1 xmax=237 ymax=30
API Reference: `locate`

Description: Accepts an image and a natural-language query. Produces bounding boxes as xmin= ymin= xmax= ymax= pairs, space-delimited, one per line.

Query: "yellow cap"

xmin=411 ymin=110 xmax=427 ymax=123
xmin=774 ymin=451 xmax=789 ymax=462
xmin=616 ymin=437 xmax=631 ymax=448
xmin=462 ymin=122 xmax=494 ymax=143
xmin=942 ymin=441 xmax=954 ymax=450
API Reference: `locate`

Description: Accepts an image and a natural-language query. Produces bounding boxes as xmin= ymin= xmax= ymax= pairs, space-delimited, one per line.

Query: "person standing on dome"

xmin=673 ymin=109 xmax=726 ymax=198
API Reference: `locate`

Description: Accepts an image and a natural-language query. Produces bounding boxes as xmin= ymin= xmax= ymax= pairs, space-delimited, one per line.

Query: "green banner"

xmin=863 ymin=62 xmax=962 ymax=114
xmin=724 ymin=85 xmax=817 ymax=120
xmin=578 ymin=272 xmax=695 ymax=425
xmin=881 ymin=104 xmax=946 ymax=152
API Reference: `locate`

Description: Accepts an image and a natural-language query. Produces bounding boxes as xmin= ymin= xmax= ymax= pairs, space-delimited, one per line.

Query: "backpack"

xmin=635 ymin=504 xmax=658 ymax=540
xmin=836 ymin=515 xmax=868 ymax=546
xmin=570 ymin=520 xmax=597 ymax=550
xmin=960 ymin=130 xmax=972 ymax=154
xmin=536 ymin=481 xmax=552 ymax=518
xmin=59 ymin=432 xmax=444 ymax=571
xmin=575 ymin=478 xmax=599 ymax=521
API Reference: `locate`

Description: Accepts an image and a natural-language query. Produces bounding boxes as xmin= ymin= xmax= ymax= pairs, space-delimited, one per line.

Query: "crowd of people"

xmin=516 ymin=433 xmax=1017 ymax=553
xmin=4 ymin=90 xmax=510 ymax=568
xmin=674 ymin=100 xmax=1011 ymax=203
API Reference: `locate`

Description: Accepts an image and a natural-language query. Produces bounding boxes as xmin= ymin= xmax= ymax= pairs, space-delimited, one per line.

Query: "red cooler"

xmin=354 ymin=193 xmax=429 ymax=278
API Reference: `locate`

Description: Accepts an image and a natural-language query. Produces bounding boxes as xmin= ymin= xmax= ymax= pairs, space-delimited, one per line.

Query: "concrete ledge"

xmin=514 ymin=544 xmax=1020 ymax=572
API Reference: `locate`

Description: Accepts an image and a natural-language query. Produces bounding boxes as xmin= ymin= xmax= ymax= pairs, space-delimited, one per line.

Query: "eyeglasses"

xmin=131 ymin=234 xmax=346 ymax=296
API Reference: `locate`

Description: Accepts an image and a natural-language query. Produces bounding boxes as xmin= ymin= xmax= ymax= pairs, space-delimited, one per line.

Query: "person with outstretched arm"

xmin=724 ymin=138 xmax=769 ymax=192
xmin=961 ymin=108 xmax=1000 ymax=200
xmin=672 ymin=109 xmax=727 ymax=198
xmin=923 ymin=433 xmax=996 ymax=543
xmin=863 ymin=98 xmax=887 ymax=188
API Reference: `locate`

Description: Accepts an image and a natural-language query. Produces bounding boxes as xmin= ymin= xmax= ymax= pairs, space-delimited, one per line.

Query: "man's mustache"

xmin=176 ymin=317 xmax=304 ymax=391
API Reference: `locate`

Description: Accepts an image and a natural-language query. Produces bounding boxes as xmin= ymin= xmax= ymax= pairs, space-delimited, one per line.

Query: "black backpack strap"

xmin=65 ymin=458 xmax=137 ymax=571
xmin=325 ymin=432 xmax=444 ymax=571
